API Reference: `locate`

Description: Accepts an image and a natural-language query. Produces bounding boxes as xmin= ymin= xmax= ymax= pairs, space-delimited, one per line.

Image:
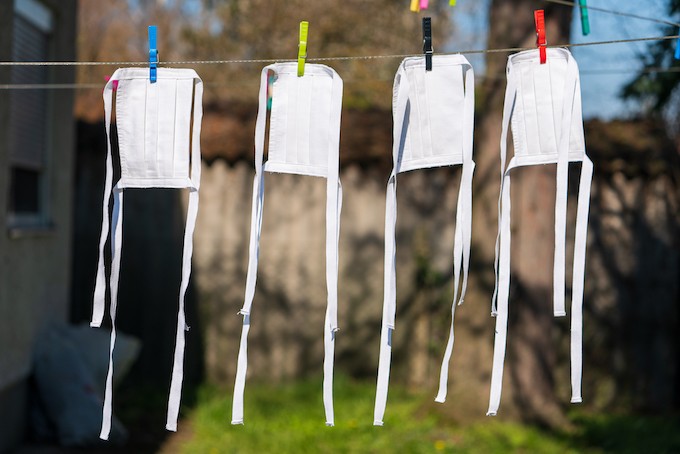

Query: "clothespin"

xmin=675 ymin=31 xmax=680 ymax=60
xmin=578 ymin=0 xmax=590 ymax=36
xmin=410 ymin=0 xmax=420 ymax=13
xmin=297 ymin=21 xmax=308 ymax=77
xmin=450 ymin=0 xmax=457 ymax=5
xmin=423 ymin=17 xmax=433 ymax=71
xmin=267 ymin=70 xmax=275 ymax=110
xmin=420 ymin=0 xmax=429 ymax=10
xmin=148 ymin=25 xmax=158 ymax=83
xmin=534 ymin=10 xmax=547 ymax=64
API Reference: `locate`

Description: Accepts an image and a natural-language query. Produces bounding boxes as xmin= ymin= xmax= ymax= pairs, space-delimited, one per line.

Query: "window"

xmin=8 ymin=0 xmax=54 ymax=227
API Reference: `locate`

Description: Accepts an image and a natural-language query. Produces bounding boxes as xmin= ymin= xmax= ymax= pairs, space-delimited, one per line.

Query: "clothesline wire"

xmin=0 ymin=34 xmax=678 ymax=67
xmin=544 ymin=0 xmax=680 ymax=28
xmin=1 ymin=67 xmax=677 ymax=90
xmin=583 ymin=66 xmax=680 ymax=75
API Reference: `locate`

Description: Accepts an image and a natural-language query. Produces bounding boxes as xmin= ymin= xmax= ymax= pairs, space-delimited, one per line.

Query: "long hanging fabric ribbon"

xmin=435 ymin=63 xmax=476 ymax=404
xmin=231 ymin=67 xmax=269 ymax=427
xmin=91 ymin=79 xmax=116 ymax=329
xmin=97 ymin=76 xmax=120 ymax=439
xmin=95 ymin=70 xmax=203 ymax=439
xmin=99 ymin=184 xmax=123 ymax=439
xmin=232 ymin=64 xmax=343 ymax=426
xmin=487 ymin=49 xmax=592 ymax=416
xmin=166 ymin=76 xmax=203 ymax=430
xmin=569 ymin=69 xmax=592 ymax=403
xmin=374 ymin=55 xmax=475 ymax=425
xmin=373 ymin=70 xmax=410 ymax=426
xmin=323 ymin=72 xmax=344 ymax=426
xmin=491 ymin=70 xmax=518 ymax=317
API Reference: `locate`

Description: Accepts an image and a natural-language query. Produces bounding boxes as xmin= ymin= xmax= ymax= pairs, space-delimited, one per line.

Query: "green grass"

xmin=179 ymin=377 xmax=644 ymax=454
xmin=572 ymin=413 xmax=680 ymax=454
xmin=111 ymin=375 xmax=680 ymax=453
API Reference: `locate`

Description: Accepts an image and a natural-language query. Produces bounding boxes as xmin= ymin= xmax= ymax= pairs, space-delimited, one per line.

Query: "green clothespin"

xmin=297 ymin=21 xmax=309 ymax=77
xmin=579 ymin=0 xmax=590 ymax=36
xmin=449 ymin=0 xmax=457 ymax=5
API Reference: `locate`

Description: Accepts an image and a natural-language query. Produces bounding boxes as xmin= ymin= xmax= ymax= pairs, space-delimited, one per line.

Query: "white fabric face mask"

xmin=92 ymin=67 xmax=203 ymax=438
xmin=487 ymin=48 xmax=593 ymax=416
xmin=232 ymin=63 xmax=343 ymax=427
xmin=374 ymin=54 xmax=475 ymax=426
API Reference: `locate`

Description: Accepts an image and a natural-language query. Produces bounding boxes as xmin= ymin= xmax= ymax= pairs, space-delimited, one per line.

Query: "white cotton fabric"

xmin=487 ymin=48 xmax=593 ymax=416
xmin=231 ymin=63 xmax=343 ymax=427
xmin=92 ymin=67 xmax=203 ymax=438
xmin=374 ymin=54 xmax=475 ymax=426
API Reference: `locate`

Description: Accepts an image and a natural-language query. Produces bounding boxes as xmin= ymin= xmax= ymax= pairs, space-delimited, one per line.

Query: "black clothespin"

xmin=422 ymin=17 xmax=433 ymax=71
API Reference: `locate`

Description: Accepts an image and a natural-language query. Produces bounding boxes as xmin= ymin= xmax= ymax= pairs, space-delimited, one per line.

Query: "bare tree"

xmin=473 ymin=0 xmax=574 ymax=427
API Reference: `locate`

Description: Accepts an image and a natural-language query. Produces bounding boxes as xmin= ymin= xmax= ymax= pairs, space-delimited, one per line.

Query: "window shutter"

xmin=9 ymin=15 xmax=50 ymax=171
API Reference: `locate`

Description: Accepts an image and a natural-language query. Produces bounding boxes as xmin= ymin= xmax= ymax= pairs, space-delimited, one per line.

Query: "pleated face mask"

xmin=92 ymin=68 xmax=203 ymax=438
xmin=374 ymin=54 xmax=475 ymax=426
xmin=487 ymin=48 xmax=593 ymax=416
xmin=232 ymin=63 xmax=343 ymax=426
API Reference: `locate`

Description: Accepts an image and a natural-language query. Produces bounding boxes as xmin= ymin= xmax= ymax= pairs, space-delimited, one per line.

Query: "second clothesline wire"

xmin=0 ymin=34 xmax=678 ymax=67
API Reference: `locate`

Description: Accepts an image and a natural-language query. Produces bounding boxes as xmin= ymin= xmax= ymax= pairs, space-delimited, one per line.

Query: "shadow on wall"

xmin=581 ymin=119 xmax=680 ymax=413
xmin=494 ymin=119 xmax=680 ymax=424
xmin=69 ymin=106 xmax=680 ymax=440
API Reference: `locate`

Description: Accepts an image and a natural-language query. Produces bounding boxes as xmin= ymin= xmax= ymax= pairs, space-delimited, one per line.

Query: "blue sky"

xmin=448 ymin=0 xmax=674 ymax=119
xmin=569 ymin=0 xmax=670 ymax=119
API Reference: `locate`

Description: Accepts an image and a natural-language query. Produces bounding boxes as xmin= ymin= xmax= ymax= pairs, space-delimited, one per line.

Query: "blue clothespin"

xmin=675 ymin=30 xmax=680 ymax=60
xmin=149 ymin=25 xmax=158 ymax=83
xmin=578 ymin=0 xmax=590 ymax=36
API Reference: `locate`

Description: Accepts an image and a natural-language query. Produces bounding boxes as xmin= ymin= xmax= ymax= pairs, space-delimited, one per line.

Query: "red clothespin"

xmin=534 ymin=10 xmax=547 ymax=64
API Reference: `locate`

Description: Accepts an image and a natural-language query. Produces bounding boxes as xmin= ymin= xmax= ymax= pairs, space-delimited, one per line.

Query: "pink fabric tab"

xmin=104 ymin=75 xmax=118 ymax=91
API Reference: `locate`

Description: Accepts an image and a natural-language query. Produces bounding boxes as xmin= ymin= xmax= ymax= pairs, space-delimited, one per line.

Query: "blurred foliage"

xmin=76 ymin=0 xmax=192 ymax=120
xmin=171 ymin=378 xmax=680 ymax=453
xmin=183 ymin=0 xmax=451 ymax=107
xmin=76 ymin=0 xmax=453 ymax=118
xmin=622 ymin=0 xmax=680 ymax=127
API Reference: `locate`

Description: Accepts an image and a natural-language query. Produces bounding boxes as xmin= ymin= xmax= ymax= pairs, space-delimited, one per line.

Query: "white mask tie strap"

xmin=166 ymin=77 xmax=204 ymax=431
xmin=322 ymin=72 xmax=343 ymax=427
xmin=99 ymin=185 xmax=123 ymax=440
xmin=91 ymin=75 xmax=118 ymax=328
xmin=553 ymin=56 xmax=578 ymax=317
xmin=487 ymin=60 xmax=518 ymax=416
xmin=232 ymin=66 xmax=271 ymax=425
xmin=435 ymin=63 xmax=476 ymax=403
xmin=491 ymin=69 xmax=518 ymax=317
xmin=571 ymin=155 xmax=592 ymax=403
xmin=374 ymin=67 xmax=410 ymax=426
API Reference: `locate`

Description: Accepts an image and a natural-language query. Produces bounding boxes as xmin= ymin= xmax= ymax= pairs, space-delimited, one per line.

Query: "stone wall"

xmin=193 ymin=161 xmax=478 ymax=388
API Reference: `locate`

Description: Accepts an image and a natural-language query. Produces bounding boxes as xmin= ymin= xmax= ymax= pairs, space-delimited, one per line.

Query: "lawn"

xmin=171 ymin=377 xmax=680 ymax=454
